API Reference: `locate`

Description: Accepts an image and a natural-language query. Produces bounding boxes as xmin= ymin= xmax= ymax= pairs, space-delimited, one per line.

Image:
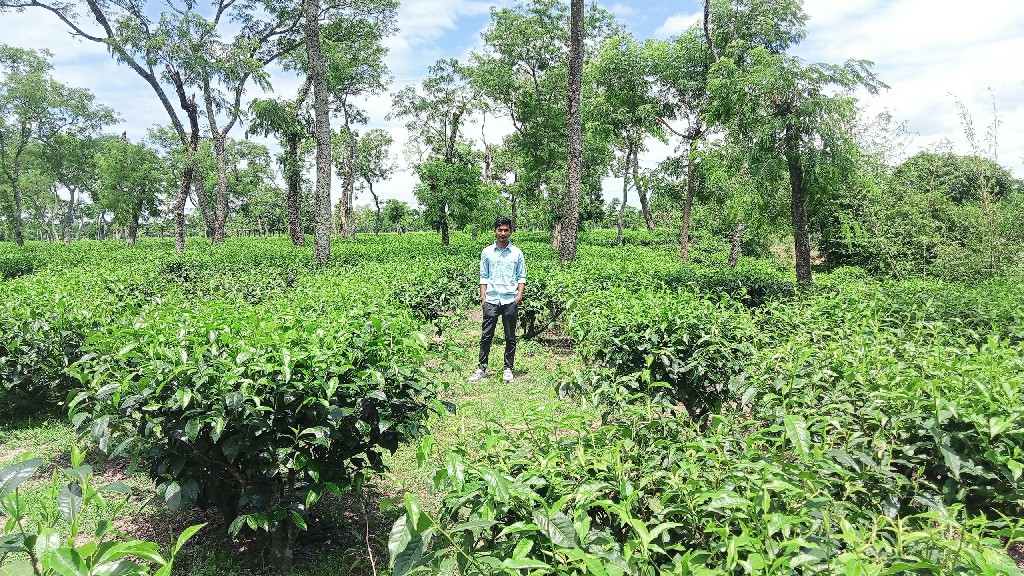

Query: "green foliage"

xmin=817 ymin=151 xmax=1024 ymax=280
xmin=0 ymin=447 xmax=203 ymax=576
xmin=389 ymin=250 xmax=1024 ymax=576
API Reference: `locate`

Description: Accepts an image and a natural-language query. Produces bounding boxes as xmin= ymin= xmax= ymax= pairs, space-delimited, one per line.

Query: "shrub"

xmin=0 ymin=447 xmax=203 ymax=576
xmin=71 ymin=294 xmax=437 ymax=573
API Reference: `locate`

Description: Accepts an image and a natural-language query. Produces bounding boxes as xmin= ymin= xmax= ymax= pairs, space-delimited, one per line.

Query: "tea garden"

xmin=1 ymin=232 xmax=1022 ymax=575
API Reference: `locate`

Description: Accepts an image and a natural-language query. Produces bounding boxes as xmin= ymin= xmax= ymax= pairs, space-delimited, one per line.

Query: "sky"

xmin=3 ymin=0 xmax=1024 ymax=210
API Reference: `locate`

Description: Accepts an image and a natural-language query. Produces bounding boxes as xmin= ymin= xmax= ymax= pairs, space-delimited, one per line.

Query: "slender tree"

xmin=558 ymin=0 xmax=584 ymax=261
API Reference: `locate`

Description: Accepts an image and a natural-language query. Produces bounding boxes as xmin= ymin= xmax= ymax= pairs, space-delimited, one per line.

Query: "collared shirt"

xmin=480 ymin=241 xmax=526 ymax=304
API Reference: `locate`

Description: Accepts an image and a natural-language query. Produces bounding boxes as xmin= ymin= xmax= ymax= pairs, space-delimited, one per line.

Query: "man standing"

xmin=468 ymin=216 xmax=526 ymax=383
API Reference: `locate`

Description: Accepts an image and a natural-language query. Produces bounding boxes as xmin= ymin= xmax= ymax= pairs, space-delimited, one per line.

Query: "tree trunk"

xmin=127 ymin=198 xmax=143 ymax=246
xmin=728 ymin=220 xmax=745 ymax=267
xmin=12 ymin=184 xmax=24 ymax=247
xmin=557 ymin=0 xmax=584 ymax=262
xmin=344 ymin=131 xmax=357 ymax=239
xmin=440 ymin=210 xmax=450 ymax=246
xmin=338 ymin=129 xmax=355 ymax=240
xmin=204 ymin=83 xmax=229 ymax=244
xmin=305 ymin=0 xmax=332 ymax=265
xmin=284 ymin=134 xmax=304 ymax=246
xmin=169 ymin=71 xmax=201 ymax=253
xmin=62 ymin=187 xmax=76 ymax=245
xmin=510 ymin=193 xmax=518 ymax=231
xmin=680 ymin=141 xmax=697 ymax=261
xmin=191 ymin=177 xmax=215 ymax=238
xmin=173 ymin=167 xmax=194 ymax=253
xmin=552 ymin=217 xmax=562 ymax=252
xmin=269 ymin=519 xmax=298 ymax=575
xmin=632 ymin=151 xmax=654 ymax=231
xmin=369 ymin=181 xmax=381 ymax=234
xmin=785 ymin=121 xmax=812 ymax=284
xmin=617 ymin=146 xmax=632 ymax=246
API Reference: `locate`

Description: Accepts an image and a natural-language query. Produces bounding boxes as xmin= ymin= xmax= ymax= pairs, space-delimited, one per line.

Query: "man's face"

xmin=494 ymin=224 xmax=511 ymax=243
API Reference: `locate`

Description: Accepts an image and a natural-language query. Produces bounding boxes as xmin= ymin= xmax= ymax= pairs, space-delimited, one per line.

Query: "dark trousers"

xmin=478 ymin=301 xmax=517 ymax=370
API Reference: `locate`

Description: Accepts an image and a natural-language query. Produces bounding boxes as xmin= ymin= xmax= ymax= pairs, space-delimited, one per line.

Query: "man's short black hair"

xmin=493 ymin=216 xmax=512 ymax=230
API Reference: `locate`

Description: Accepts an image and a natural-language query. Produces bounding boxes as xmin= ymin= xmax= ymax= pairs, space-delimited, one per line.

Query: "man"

xmin=468 ymin=216 xmax=526 ymax=383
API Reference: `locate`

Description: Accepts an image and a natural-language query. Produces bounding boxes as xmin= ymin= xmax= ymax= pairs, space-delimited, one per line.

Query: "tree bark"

xmin=369 ymin=181 xmax=381 ymax=234
xmin=557 ymin=0 xmax=584 ymax=262
xmin=339 ymin=119 xmax=356 ymax=240
xmin=126 ymin=198 xmax=143 ymax=246
xmin=284 ymin=134 xmax=304 ymax=246
xmin=204 ymin=81 xmax=229 ymax=244
xmin=305 ymin=0 xmax=332 ymax=265
xmin=169 ymin=70 xmax=201 ymax=254
xmin=728 ymin=220 xmax=745 ymax=267
xmin=439 ymin=209 xmax=450 ymax=246
xmin=62 ymin=187 xmax=76 ymax=245
xmin=680 ymin=140 xmax=697 ymax=261
xmin=632 ymin=149 xmax=654 ymax=231
xmin=617 ymin=146 xmax=631 ymax=246
xmin=785 ymin=121 xmax=812 ymax=284
xmin=269 ymin=518 xmax=298 ymax=575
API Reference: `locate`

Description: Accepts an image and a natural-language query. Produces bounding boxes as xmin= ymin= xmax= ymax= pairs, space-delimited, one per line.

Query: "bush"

xmin=71 ymin=294 xmax=437 ymax=573
xmin=0 ymin=448 xmax=203 ymax=576
xmin=567 ymin=289 xmax=755 ymax=421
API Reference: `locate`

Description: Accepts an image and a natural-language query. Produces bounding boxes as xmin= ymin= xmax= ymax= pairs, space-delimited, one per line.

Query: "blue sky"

xmin=4 ymin=0 xmax=1024 ymax=209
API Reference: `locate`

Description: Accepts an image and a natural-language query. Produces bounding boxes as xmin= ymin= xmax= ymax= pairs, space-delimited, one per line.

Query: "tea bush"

xmin=69 ymin=282 xmax=437 ymax=572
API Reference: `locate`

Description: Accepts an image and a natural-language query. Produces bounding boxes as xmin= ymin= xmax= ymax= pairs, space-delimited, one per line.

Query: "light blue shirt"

xmin=480 ymin=242 xmax=526 ymax=304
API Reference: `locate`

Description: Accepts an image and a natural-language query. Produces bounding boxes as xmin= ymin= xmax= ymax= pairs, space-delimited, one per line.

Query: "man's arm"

xmin=479 ymin=252 xmax=489 ymax=305
xmin=514 ymin=252 xmax=526 ymax=304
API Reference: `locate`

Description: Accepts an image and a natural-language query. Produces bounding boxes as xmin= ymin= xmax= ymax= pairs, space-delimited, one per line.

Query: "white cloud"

xmin=796 ymin=0 xmax=1024 ymax=173
xmin=609 ymin=3 xmax=636 ymax=17
xmin=652 ymin=11 xmax=701 ymax=38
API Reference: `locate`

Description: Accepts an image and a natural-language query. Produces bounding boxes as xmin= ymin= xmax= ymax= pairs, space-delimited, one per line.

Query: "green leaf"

xmin=42 ymin=548 xmax=88 ymax=576
xmin=57 ymin=482 xmax=84 ymax=522
xmin=172 ymin=523 xmax=206 ymax=556
xmin=33 ymin=527 xmax=61 ymax=562
xmin=0 ymin=560 xmax=36 ymax=576
xmin=91 ymin=559 xmax=144 ymax=576
xmin=0 ymin=458 xmax=42 ymax=495
xmin=481 ymin=469 xmax=510 ymax=502
xmin=532 ymin=510 xmax=579 ymax=548
xmin=163 ymin=481 xmax=183 ymax=510
xmin=938 ymin=442 xmax=963 ymax=481
xmin=783 ymin=415 xmax=811 ymax=462
xmin=452 ymin=519 xmax=498 ymax=533
xmin=501 ymin=558 xmax=552 ymax=570
xmin=185 ymin=418 xmax=201 ymax=443
xmin=390 ymin=521 xmax=432 ymax=576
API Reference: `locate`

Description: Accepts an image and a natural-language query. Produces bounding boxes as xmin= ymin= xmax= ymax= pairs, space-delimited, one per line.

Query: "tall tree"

xmin=708 ymin=49 xmax=884 ymax=284
xmin=0 ymin=45 xmax=115 ymax=245
xmin=558 ymin=0 xmax=584 ymax=261
xmin=592 ymin=34 xmax=665 ymax=243
xmin=95 ymin=135 xmax=165 ymax=245
xmin=248 ymin=87 xmax=312 ymax=246
xmin=469 ymin=0 xmax=618 ymax=245
xmin=391 ymin=59 xmax=482 ymax=246
xmin=2 ymin=0 xmax=309 ymax=252
xmin=304 ymin=0 xmax=333 ymax=265
xmin=354 ymin=128 xmax=395 ymax=234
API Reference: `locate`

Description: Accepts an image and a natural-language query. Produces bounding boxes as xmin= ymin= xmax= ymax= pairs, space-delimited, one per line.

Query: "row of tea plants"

xmin=389 ymin=247 xmax=1024 ymax=574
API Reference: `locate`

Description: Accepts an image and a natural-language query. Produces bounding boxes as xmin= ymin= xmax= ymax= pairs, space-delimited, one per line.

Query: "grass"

xmin=0 ymin=307 xmax=589 ymax=576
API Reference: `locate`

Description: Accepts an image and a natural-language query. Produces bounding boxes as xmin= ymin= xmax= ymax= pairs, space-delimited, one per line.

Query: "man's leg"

xmin=500 ymin=301 xmax=518 ymax=371
xmin=478 ymin=302 xmax=499 ymax=369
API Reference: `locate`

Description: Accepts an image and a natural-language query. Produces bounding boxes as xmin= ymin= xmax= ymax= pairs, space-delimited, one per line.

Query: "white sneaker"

xmin=467 ymin=368 xmax=487 ymax=382
xmin=503 ymin=368 xmax=514 ymax=382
